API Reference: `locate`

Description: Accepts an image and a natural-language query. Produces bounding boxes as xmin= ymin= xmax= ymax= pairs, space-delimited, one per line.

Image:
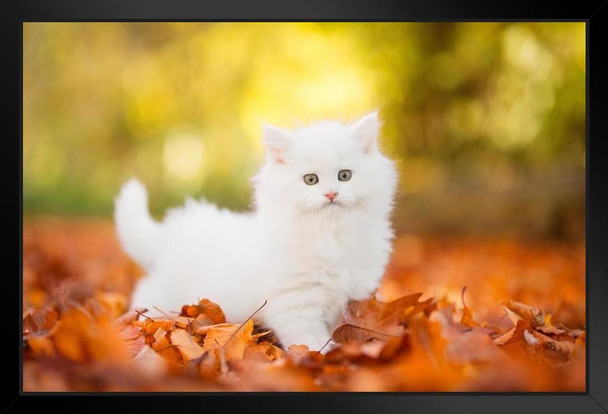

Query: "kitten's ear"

xmin=263 ymin=124 xmax=293 ymax=165
xmin=349 ymin=111 xmax=380 ymax=154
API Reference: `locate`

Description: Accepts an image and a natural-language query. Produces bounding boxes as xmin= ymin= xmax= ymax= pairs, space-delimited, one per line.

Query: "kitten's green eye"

xmin=338 ymin=169 xmax=352 ymax=181
xmin=303 ymin=174 xmax=319 ymax=185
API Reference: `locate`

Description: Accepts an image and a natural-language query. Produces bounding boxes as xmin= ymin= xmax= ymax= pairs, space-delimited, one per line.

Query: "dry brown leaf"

xmin=195 ymin=313 xmax=214 ymax=327
xmin=332 ymin=323 xmax=402 ymax=344
xmin=244 ymin=342 xmax=285 ymax=362
xmin=180 ymin=299 xmax=226 ymax=324
xmin=141 ymin=320 xmax=175 ymax=336
xmin=23 ymin=313 xmax=39 ymax=336
xmin=27 ymin=336 xmax=54 ymax=356
xmin=95 ymin=291 xmax=127 ymax=318
xmin=286 ymin=344 xmax=310 ymax=364
xmin=502 ymin=305 xmax=524 ymax=325
xmin=170 ymin=329 xmax=205 ymax=362
xmin=536 ymin=325 xmax=580 ymax=342
xmin=503 ymin=300 xmax=545 ymax=327
xmin=493 ymin=320 xmax=532 ymax=346
xmin=118 ymin=324 xmax=146 ymax=357
xmin=459 ymin=287 xmax=480 ymax=328
xmin=202 ymin=319 xmax=254 ymax=360
xmin=134 ymin=345 xmax=169 ymax=378
xmin=198 ymin=351 xmax=221 ymax=380
xmin=198 ymin=299 xmax=226 ymax=324
xmin=335 ymin=293 xmax=433 ymax=344
xmin=152 ymin=327 xmax=171 ymax=351
xmin=180 ymin=304 xmax=200 ymax=318
xmin=52 ymin=308 xmax=131 ymax=364
xmin=525 ymin=329 xmax=576 ymax=356
xmin=24 ymin=309 xmax=59 ymax=336
xmin=113 ymin=308 xmax=144 ymax=330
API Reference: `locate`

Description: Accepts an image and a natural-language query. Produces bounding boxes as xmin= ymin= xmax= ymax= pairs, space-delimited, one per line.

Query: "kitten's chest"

xmin=276 ymin=215 xmax=384 ymax=275
xmin=295 ymin=223 xmax=363 ymax=272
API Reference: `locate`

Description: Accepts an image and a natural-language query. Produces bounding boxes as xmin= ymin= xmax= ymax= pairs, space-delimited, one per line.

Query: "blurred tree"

xmin=23 ymin=22 xmax=585 ymax=238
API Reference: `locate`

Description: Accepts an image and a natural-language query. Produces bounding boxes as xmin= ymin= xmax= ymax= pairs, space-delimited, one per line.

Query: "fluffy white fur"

xmin=115 ymin=112 xmax=398 ymax=350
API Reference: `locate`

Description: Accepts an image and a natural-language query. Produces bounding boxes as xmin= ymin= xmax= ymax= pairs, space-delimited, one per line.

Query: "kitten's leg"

xmin=262 ymin=289 xmax=344 ymax=352
xmin=267 ymin=314 xmax=333 ymax=351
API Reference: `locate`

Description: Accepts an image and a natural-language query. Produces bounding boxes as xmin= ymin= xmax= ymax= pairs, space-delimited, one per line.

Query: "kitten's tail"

xmin=114 ymin=178 xmax=162 ymax=270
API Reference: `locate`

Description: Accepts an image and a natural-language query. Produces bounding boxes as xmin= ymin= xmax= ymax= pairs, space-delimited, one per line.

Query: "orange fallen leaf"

xmin=332 ymin=323 xmax=402 ymax=344
xmin=170 ymin=329 xmax=205 ymax=362
xmin=23 ymin=313 xmax=39 ymax=336
xmin=536 ymin=325 xmax=580 ymax=342
xmin=503 ymin=300 xmax=545 ymax=327
xmin=459 ymin=287 xmax=479 ymax=328
xmin=52 ymin=308 xmax=131 ymax=364
xmin=202 ymin=319 xmax=254 ymax=360
xmin=134 ymin=345 xmax=169 ymax=377
xmin=180 ymin=299 xmax=226 ymax=324
xmin=27 ymin=336 xmax=54 ymax=356
xmin=493 ymin=319 xmax=533 ymax=346
xmin=118 ymin=324 xmax=145 ymax=357
xmin=95 ymin=291 xmax=127 ymax=319
xmin=334 ymin=293 xmax=433 ymax=344
xmin=524 ymin=329 xmax=576 ymax=357
xmin=152 ymin=327 xmax=171 ymax=351
xmin=244 ymin=342 xmax=284 ymax=362
xmin=286 ymin=344 xmax=310 ymax=364
xmin=141 ymin=320 xmax=175 ymax=336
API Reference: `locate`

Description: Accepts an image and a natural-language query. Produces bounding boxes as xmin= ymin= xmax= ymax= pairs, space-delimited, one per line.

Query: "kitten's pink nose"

xmin=324 ymin=191 xmax=338 ymax=202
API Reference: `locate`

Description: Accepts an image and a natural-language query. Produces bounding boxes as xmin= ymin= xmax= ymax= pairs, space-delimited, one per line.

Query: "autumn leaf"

xmin=170 ymin=329 xmax=205 ymax=362
xmin=523 ymin=329 xmax=576 ymax=357
xmin=332 ymin=323 xmax=402 ymax=344
xmin=286 ymin=345 xmax=310 ymax=364
xmin=459 ymin=286 xmax=480 ymax=328
xmin=23 ymin=313 xmax=39 ymax=336
xmin=202 ymin=319 xmax=254 ymax=360
xmin=152 ymin=327 xmax=171 ymax=351
xmin=27 ymin=336 xmax=54 ymax=356
xmin=113 ymin=307 xmax=144 ymax=330
xmin=431 ymin=310 xmax=499 ymax=365
xmin=536 ymin=325 xmax=581 ymax=342
xmin=180 ymin=299 xmax=226 ymax=324
xmin=503 ymin=300 xmax=546 ymax=327
xmin=333 ymin=293 xmax=433 ymax=344
xmin=180 ymin=305 xmax=200 ymax=318
xmin=140 ymin=319 xmax=175 ymax=336
xmin=493 ymin=319 xmax=533 ymax=346
xmin=52 ymin=307 xmax=131 ymax=364
xmin=324 ymin=339 xmax=395 ymax=363
xmin=118 ymin=324 xmax=146 ymax=357
xmin=502 ymin=304 xmax=524 ymax=325
xmin=23 ymin=308 xmax=59 ymax=337
xmin=134 ymin=345 xmax=169 ymax=378
xmin=95 ymin=291 xmax=127 ymax=318
xmin=243 ymin=342 xmax=285 ymax=362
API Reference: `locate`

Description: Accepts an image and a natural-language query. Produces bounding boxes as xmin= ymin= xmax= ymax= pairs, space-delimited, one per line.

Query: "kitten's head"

xmin=253 ymin=112 xmax=398 ymax=219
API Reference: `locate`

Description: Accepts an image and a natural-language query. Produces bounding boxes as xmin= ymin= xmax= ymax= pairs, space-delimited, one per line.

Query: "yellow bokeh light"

xmin=162 ymin=132 xmax=205 ymax=184
xmin=22 ymin=22 xmax=585 ymax=218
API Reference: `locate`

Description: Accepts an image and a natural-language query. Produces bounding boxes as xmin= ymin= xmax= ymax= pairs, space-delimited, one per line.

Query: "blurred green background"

xmin=23 ymin=22 xmax=585 ymax=239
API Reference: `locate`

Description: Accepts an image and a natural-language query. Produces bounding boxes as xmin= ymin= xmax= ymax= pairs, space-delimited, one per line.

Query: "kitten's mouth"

xmin=322 ymin=200 xmax=344 ymax=208
xmin=303 ymin=199 xmax=357 ymax=214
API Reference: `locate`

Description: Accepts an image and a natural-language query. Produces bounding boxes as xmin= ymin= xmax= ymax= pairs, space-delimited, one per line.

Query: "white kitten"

xmin=115 ymin=112 xmax=398 ymax=351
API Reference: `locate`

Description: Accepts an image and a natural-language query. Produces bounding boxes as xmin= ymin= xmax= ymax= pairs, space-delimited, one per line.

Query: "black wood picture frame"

xmin=3 ymin=1 xmax=607 ymax=413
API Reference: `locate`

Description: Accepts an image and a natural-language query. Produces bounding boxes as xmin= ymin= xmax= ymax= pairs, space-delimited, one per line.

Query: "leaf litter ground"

xmin=22 ymin=218 xmax=585 ymax=391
